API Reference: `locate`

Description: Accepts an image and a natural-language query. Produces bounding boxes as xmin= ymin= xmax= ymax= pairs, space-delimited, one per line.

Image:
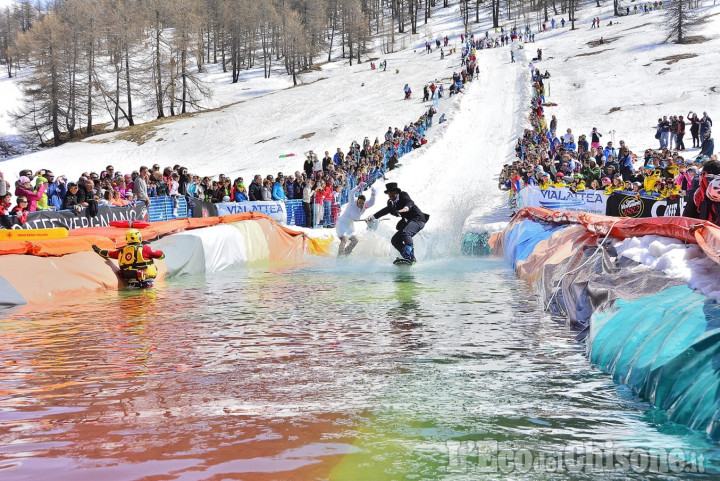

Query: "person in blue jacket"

xmin=603 ymin=141 xmax=617 ymax=160
xmin=698 ymin=130 xmax=714 ymax=159
xmin=272 ymin=174 xmax=287 ymax=201
xmin=44 ymin=170 xmax=67 ymax=210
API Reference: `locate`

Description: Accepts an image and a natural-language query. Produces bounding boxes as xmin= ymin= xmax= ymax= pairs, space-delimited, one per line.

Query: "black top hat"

xmin=384 ymin=182 xmax=401 ymax=194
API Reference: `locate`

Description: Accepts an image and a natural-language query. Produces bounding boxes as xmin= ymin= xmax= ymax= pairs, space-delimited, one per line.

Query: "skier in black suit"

xmin=367 ymin=182 xmax=429 ymax=263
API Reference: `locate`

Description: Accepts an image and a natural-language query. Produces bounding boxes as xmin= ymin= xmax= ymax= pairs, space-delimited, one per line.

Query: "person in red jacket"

xmin=10 ymin=196 xmax=29 ymax=224
xmin=14 ymin=176 xmax=47 ymax=212
xmin=92 ymin=229 xmax=165 ymax=287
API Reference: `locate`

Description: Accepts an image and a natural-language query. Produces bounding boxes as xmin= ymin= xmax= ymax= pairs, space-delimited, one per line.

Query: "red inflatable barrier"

xmin=109 ymin=220 xmax=151 ymax=229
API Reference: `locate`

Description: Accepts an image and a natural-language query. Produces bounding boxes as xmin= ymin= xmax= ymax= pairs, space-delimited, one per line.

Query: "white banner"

xmin=215 ymin=200 xmax=288 ymax=225
xmin=518 ymin=186 xmax=608 ymax=215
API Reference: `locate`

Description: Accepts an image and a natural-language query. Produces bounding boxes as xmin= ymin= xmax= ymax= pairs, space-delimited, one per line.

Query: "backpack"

xmin=86 ymin=199 xmax=99 ymax=217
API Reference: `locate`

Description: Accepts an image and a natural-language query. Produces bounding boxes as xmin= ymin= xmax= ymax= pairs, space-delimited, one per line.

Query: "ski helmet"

xmin=126 ymin=228 xmax=142 ymax=245
xmin=706 ymin=178 xmax=720 ymax=203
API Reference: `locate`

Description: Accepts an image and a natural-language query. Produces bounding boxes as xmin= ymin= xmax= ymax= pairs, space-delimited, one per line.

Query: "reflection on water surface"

xmin=1 ymin=258 xmax=717 ymax=480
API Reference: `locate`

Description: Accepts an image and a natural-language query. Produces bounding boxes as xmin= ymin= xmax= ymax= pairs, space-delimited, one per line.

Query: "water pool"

xmin=1 ymin=257 xmax=717 ymax=480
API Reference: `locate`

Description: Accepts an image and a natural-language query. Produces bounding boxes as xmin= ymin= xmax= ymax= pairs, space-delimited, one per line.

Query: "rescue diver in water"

xmin=366 ymin=182 xmax=429 ymax=263
xmin=92 ymin=229 xmax=165 ymax=285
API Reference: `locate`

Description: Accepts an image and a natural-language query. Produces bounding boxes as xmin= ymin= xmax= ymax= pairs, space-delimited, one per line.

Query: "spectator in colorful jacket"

xmin=10 ymin=196 xmax=29 ymax=224
xmin=14 ymin=175 xmax=47 ymax=212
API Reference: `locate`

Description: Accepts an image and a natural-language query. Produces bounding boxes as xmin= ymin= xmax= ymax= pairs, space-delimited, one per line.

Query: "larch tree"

xmin=665 ymin=0 xmax=700 ymax=44
xmin=13 ymin=13 xmax=66 ymax=146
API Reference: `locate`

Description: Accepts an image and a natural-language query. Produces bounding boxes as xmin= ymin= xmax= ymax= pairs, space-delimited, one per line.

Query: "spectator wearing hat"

xmin=15 ymin=169 xmax=33 ymax=190
xmin=10 ymin=196 xmax=29 ymax=224
xmin=62 ymin=183 xmax=87 ymax=211
xmin=581 ymin=158 xmax=602 ymax=185
xmin=699 ymin=130 xmax=714 ymax=159
xmin=0 ymin=192 xmax=12 ymax=225
xmin=14 ymin=175 xmax=47 ymax=213
xmin=33 ymin=172 xmax=52 ymax=210
xmin=699 ymin=112 xmax=712 ymax=139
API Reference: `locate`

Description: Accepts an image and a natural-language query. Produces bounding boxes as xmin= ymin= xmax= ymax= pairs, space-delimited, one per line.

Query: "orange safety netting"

xmin=509 ymin=207 xmax=720 ymax=266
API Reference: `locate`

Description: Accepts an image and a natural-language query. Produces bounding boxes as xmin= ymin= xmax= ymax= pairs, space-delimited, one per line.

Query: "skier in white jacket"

xmin=336 ymin=182 xmax=376 ymax=257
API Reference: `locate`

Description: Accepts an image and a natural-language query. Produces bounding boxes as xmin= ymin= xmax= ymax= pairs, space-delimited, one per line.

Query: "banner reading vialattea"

xmin=518 ymin=186 xmax=607 ymax=215
xmin=215 ymin=201 xmax=288 ymax=225
xmin=518 ymin=186 xmax=685 ymax=218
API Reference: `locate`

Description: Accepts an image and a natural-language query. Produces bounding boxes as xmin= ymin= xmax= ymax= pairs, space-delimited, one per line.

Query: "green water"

xmin=0 ymin=257 xmax=717 ymax=480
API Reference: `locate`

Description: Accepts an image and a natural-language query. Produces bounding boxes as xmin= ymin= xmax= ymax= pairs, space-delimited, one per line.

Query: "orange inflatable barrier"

xmin=1 ymin=212 xmax=315 ymax=257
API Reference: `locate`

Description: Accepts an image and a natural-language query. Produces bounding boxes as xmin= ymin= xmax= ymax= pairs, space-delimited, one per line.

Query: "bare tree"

xmin=665 ymin=0 xmax=700 ymax=43
xmin=280 ymin=8 xmax=309 ymax=85
xmin=13 ymin=12 xmax=65 ymax=145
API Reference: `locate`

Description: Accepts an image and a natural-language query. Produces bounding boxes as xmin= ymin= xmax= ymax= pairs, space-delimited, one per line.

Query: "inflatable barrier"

xmin=0 ymin=213 xmax=331 ymax=307
xmin=491 ymin=207 xmax=720 ymax=439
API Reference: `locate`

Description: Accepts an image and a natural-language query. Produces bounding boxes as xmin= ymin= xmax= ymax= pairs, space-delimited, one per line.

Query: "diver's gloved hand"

xmin=92 ymin=245 xmax=101 ymax=254
xmin=158 ymin=253 xmax=165 ymax=260
xmin=366 ymin=215 xmax=375 ymax=222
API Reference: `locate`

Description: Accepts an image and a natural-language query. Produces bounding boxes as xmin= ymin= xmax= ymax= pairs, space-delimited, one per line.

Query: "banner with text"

xmin=6 ymin=205 xmax=148 ymax=230
xmin=215 ymin=200 xmax=288 ymax=225
xmin=606 ymin=192 xmax=685 ymax=218
xmin=518 ymin=186 xmax=608 ymax=215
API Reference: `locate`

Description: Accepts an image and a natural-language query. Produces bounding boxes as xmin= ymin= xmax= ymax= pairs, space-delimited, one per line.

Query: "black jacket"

xmin=373 ymin=191 xmax=429 ymax=229
xmin=62 ymin=191 xmax=80 ymax=210
xmin=248 ymin=181 xmax=262 ymax=201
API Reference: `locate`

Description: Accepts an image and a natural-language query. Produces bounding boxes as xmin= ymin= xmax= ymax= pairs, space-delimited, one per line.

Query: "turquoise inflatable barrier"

xmin=589 ymin=285 xmax=720 ymax=438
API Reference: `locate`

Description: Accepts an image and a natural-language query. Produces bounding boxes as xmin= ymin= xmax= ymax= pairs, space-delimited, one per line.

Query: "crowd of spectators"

xmin=499 ymin=63 xmax=718 ymax=224
xmin=0 ymin=105 xmax=437 ymax=227
xmin=297 ymin=108 xmax=434 ymax=227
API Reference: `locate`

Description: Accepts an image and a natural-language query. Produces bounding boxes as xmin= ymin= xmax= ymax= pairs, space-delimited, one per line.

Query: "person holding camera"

xmin=14 ymin=174 xmax=47 ymax=213
xmin=44 ymin=171 xmax=67 ymax=210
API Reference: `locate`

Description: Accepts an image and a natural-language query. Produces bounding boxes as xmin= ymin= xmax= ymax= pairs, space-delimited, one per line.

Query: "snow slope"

xmin=1 ymin=2 xmax=719 ymax=257
xmin=0 ymin=5 xmax=475 ymax=179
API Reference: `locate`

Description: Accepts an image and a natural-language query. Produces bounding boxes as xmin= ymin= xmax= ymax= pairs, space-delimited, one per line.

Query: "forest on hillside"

xmin=0 ymin=0 xmax=689 ymax=148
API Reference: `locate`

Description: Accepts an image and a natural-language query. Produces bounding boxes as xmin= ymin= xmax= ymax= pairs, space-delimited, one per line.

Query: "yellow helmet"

xmin=125 ymin=228 xmax=142 ymax=245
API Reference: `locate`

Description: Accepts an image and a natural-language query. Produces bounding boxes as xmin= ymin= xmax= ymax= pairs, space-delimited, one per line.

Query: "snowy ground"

xmin=1 ymin=2 xmax=719 ymax=261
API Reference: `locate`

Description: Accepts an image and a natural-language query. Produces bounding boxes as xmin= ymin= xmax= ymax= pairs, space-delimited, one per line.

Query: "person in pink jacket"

xmin=14 ymin=175 xmax=47 ymax=212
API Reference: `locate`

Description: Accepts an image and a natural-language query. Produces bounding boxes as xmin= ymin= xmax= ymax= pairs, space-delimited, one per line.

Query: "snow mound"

xmin=614 ymin=235 xmax=720 ymax=302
